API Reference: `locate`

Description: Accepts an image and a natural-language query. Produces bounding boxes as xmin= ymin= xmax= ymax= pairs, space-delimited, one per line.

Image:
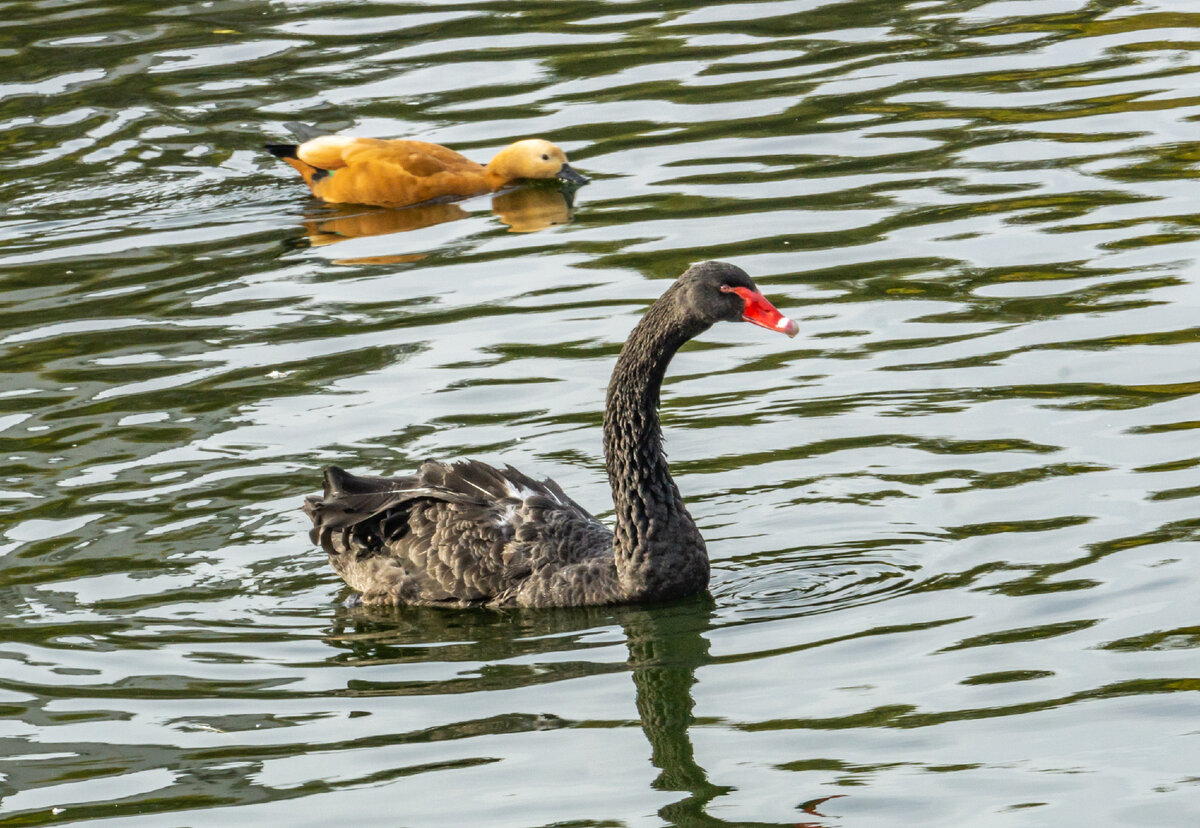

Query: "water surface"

xmin=2 ymin=0 xmax=1199 ymax=825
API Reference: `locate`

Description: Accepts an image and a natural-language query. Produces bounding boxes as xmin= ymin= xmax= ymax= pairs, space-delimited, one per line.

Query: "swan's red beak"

xmin=725 ymin=286 xmax=799 ymax=338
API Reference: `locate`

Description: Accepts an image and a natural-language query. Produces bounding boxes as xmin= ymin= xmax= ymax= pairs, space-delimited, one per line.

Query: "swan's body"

xmin=266 ymin=122 xmax=587 ymax=208
xmin=304 ymin=262 xmax=798 ymax=608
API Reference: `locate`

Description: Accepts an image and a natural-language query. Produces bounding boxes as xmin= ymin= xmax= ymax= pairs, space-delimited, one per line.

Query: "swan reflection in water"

xmin=326 ymin=600 xmax=841 ymax=826
xmin=296 ymin=185 xmax=578 ymax=265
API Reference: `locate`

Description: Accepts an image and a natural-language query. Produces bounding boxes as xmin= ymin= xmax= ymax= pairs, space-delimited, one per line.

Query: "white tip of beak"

xmin=778 ymin=316 xmax=799 ymax=338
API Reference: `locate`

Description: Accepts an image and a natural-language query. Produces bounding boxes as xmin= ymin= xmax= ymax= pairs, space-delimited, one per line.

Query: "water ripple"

xmin=2 ymin=0 xmax=1199 ymax=825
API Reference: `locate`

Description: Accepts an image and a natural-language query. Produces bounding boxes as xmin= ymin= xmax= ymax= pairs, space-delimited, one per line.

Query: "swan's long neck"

xmin=603 ymin=289 xmax=711 ymax=601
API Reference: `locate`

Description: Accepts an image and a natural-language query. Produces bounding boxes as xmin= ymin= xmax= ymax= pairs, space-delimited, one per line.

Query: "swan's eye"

xmin=719 ymin=285 xmax=736 ymax=293
xmin=542 ymin=153 xmax=549 ymax=161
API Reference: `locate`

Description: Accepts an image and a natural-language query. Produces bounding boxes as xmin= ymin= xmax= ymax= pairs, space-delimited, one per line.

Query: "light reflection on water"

xmin=1 ymin=0 xmax=1199 ymax=825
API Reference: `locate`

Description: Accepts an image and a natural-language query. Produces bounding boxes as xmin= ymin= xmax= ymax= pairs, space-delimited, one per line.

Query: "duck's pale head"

xmin=488 ymin=139 xmax=589 ymax=185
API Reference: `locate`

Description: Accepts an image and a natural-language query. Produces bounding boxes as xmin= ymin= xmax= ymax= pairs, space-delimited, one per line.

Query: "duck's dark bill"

xmin=556 ymin=164 xmax=590 ymax=185
xmin=728 ymin=286 xmax=799 ymax=337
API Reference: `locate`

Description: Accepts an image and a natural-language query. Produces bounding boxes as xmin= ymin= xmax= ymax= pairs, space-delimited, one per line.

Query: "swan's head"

xmin=488 ymin=139 xmax=589 ymax=185
xmin=678 ymin=261 xmax=799 ymax=337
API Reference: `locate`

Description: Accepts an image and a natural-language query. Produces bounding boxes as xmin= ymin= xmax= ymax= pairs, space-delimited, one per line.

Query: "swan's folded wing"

xmin=303 ymin=464 xmax=483 ymax=546
xmin=426 ymin=460 xmax=610 ymax=564
xmin=304 ymin=461 xmax=611 ymax=604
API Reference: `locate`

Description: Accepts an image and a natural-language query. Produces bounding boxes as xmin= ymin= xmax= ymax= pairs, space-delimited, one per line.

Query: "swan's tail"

xmin=305 ymin=466 xmax=406 ymax=546
xmin=303 ymin=465 xmax=477 ymax=555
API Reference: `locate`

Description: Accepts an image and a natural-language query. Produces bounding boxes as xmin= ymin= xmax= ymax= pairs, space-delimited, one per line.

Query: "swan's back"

xmin=304 ymin=461 xmax=616 ymax=607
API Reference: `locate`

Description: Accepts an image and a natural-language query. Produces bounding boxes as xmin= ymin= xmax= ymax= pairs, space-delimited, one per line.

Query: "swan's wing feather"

xmin=303 ymin=464 xmax=481 ymax=531
xmin=304 ymin=461 xmax=610 ymax=604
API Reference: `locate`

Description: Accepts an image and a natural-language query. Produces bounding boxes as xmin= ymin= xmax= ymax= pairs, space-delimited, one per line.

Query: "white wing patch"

xmin=494 ymin=503 xmax=518 ymax=528
xmin=502 ymin=475 xmax=563 ymax=505
xmin=492 ymin=471 xmax=566 ymax=528
xmin=503 ymin=479 xmax=535 ymax=500
xmin=297 ymin=134 xmax=355 ymax=165
xmin=461 ymin=478 xmax=495 ymax=498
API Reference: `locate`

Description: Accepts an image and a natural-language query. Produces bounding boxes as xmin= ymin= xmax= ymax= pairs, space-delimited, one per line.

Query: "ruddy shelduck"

xmin=266 ymin=122 xmax=588 ymax=208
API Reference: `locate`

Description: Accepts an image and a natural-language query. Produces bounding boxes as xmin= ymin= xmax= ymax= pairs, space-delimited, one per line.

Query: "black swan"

xmin=304 ymin=261 xmax=798 ymax=608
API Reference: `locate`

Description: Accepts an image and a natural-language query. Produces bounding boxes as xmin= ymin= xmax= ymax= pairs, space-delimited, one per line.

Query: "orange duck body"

xmin=267 ymin=122 xmax=588 ymax=209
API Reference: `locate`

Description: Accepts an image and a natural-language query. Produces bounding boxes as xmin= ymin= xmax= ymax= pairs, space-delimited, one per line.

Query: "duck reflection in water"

xmin=326 ymin=599 xmax=841 ymax=826
xmin=296 ymin=186 xmax=579 ymax=265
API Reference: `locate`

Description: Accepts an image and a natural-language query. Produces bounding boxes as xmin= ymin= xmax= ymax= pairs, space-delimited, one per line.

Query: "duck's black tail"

xmin=265 ymin=143 xmax=298 ymax=159
xmin=265 ymin=123 xmax=330 ymax=159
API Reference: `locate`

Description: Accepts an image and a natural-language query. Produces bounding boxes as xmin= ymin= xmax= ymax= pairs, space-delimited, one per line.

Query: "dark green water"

xmin=2 ymin=0 xmax=1199 ymax=825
